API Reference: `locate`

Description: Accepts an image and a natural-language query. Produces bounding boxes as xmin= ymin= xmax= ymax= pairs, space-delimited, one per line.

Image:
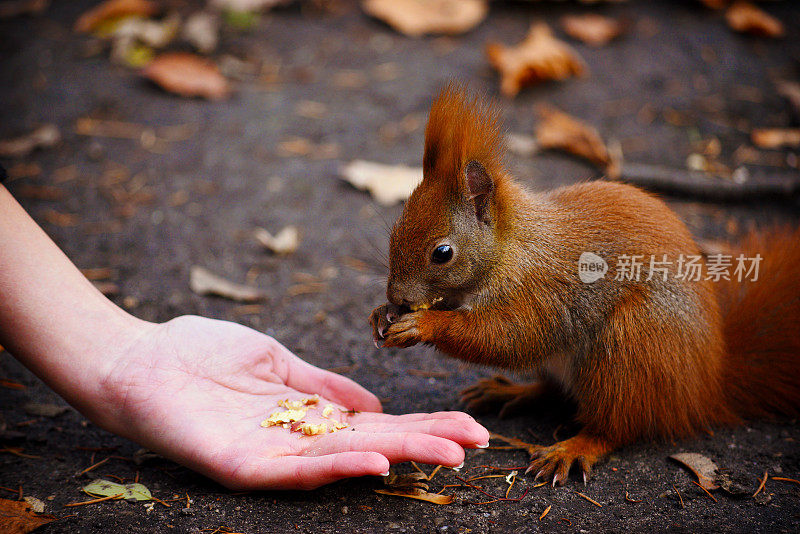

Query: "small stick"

xmin=753 ymin=470 xmax=769 ymax=497
xmin=532 ymin=482 xmax=547 ymax=488
xmin=692 ymin=480 xmax=718 ymax=502
xmin=64 ymin=493 xmax=123 ymax=507
xmin=134 ymin=471 xmax=140 ymax=484
xmin=560 ymin=518 xmax=571 ymax=525
xmin=1 ymin=447 xmax=41 ymax=459
xmin=102 ymin=474 xmax=124 ymax=483
xmin=505 ymin=472 xmax=516 ymax=499
xmin=0 ymin=485 xmax=18 ymax=494
xmin=771 ymin=477 xmax=800 ymax=485
xmin=672 ymin=485 xmax=685 ymax=509
xmin=466 ymin=474 xmax=507 ymax=482
xmin=151 ymin=495 xmax=172 ymax=508
xmin=539 ymin=504 xmax=552 ymax=520
xmin=576 ymin=492 xmax=602 ymax=508
xmin=624 ymin=490 xmax=643 ymax=503
xmin=79 ymin=457 xmax=110 ymax=476
xmin=552 ymin=425 xmax=563 ymax=442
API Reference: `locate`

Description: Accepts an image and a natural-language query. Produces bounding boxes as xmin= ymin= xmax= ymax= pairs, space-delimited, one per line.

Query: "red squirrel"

xmin=369 ymin=85 xmax=800 ymax=485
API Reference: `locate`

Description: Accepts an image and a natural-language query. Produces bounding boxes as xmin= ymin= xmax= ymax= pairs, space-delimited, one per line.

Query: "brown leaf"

xmin=535 ymin=105 xmax=620 ymax=178
xmin=725 ymin=1 xmax=783 ymax=38
xmin=0 ymin=124 xmax=60 ymax=158
xmin=0 ymin=0 xmax=49 ymax=20
xmin=669 ymin=452 xmax=720 ymax=490
xmin=486 ymin=22 xmax=587 ymax=97
xmin=142 ymin=53 xmax=231 ymax=100
xmin=189 ymin=266 xmax=267 ymax=302
xmin=698 ymin=0 xmax=729 ymax=8
xmin=74 ymin=0 xmax=159 ymax=33
xmin=42 ymin=209 xmax=79 ymax=227
xmin=374 ymin=488 xmax=453 ymax=505
xmin=777 ymin=81 xmax=800 ymax=115
xmin=751 ymin=128 xmax=800 ymax=150
xmin=14 ymin=185 xmax=64 ymax=201
xmin=362 ymin=0 xmax=487 ymax=38
xmin=0 ymin=497 xmax=57 ymax=534
xmin=561 ymin=14 xmax=624 ymax=47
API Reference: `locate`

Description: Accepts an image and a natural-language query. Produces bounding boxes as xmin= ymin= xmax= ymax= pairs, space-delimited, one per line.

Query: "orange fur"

xmin=373 ymin=86 xmax=800 ymax=483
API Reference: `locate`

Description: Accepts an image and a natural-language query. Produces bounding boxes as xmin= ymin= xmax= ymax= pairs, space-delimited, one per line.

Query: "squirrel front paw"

xmin=382 ymin=311 xmax=424 ymax=348
xmin=369 ymin=303 xmax=405 ymax=346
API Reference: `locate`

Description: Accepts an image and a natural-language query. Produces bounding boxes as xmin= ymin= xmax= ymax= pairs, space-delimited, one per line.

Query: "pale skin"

xmin=0 ymin=185 xmax=490 ymax=490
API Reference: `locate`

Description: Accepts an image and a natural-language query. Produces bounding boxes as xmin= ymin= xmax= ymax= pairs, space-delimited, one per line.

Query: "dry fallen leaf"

xmin=23 ymin=402 xmax=68 ymax=418
xmin=375 ymin=487 xmax=453 ymax=505
xmin=0 ymin=0 xmax=49 ymax=20
xmin=340 ymin=160 xmax=422 ymax=205
xmin=535 ymin=105 xmax=620 ymax=178
xmin=142 ymin=53 xmax=231 ymax=100
xmin=670 ymin=452 xmax=720 ymax=490
xmin=254 ymin=226 xmax=299 ymax=255
xmin=362 ymin=0 xmax=487 ymax=38
xmin=83 ymin=479 xmax=151 ymax=502
xmin=561 ymin=14 xmax=624 ymax=47
xmin=74 ymin=0 xmax=159 ymax=33
xmin=189 ymin=266 xmax=267 ymax=302
xmin=777 ymin=81 xmax=800 ymax=115
xmin=0 ymin=497 xmax=56 ymax=533
xmin=751 ymin=128 xmax=800 ymax=149
xmin=725 ymin=1 xmax=783 ymax=38
xmin=182 ymin=11 xmax=220 ymax=54
xmin=0 ymin=124 xmax=60 ymax=158
xmin=698 ymin=0 xmax=729 ymax=8
xmin=487 ymin=22 xmax=587 ymax=97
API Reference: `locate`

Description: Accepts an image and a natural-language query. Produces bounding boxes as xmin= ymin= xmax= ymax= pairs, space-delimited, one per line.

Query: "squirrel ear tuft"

xmin=465 ymin=160 xmax=493 ymax=224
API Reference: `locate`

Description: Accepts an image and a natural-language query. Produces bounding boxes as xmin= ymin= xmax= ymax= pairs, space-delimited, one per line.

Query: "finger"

xmin=349 ymin=418 xmax=490 ymax=448
xmin=273 ymin=342 xmax=382 ymax=412
xmin=227 ymin=452 xmax=390 ymax=491
xmin=301 ymin=431 xmax=466 ymax=467
xmin=351 ymin=411 xmax=478 ymax=425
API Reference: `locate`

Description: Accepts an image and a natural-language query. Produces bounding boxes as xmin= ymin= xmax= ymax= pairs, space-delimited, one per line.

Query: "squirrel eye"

xmin=431 ymin=244 xmax=453 ymax=264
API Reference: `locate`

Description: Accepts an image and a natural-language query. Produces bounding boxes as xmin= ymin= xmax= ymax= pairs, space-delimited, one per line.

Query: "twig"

xmin=753 ymin=470 xmax=769 ymax=497
xmin=616 ymin=163 xmax=800 ymax=201
xmin=576 ymin=492 xmax=602 ymax=508
xmin=771 ymin=477 xmax=800 ymax=486
xmin=560 ymin=518 xmax=572 ymax=525
xmin=151 ymin=495 xmax=172 ymax=508
xmin=672 ymin=485 xmax=685 ymax=509
xmin=539 ymin=504 xmax=552 ymax=520
xmin=1 ymin=446 xmax=41 ymax=459
xmin=552 ymin=424 xmax=563 ymax=442
xmin=692 ymin=480 xmax=718 ymax=502
xmin=64 ymin=493 xmax=123 ymax=507
xmin=505 ymin=471 xmax=517 ymax=499
xmin=0 ymin=485 xmax=19 ymax=494
xmin=624 ymin=490 xmax=643 ymax=503
xmin=79 ymin=457 xmax=109 ymax=476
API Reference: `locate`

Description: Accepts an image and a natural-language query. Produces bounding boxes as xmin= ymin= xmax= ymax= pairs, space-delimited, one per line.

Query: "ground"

xmin=1 ymin=0 xmax=799 ymax=532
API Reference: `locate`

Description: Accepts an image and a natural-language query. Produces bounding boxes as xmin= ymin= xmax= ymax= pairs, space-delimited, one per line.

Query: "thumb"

xmin=274 ymin=342 xmax=382 ymax=412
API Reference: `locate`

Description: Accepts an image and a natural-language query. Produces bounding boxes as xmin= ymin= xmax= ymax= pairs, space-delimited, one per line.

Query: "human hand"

xmin=98 ymin=315 xmax=489 ymax=490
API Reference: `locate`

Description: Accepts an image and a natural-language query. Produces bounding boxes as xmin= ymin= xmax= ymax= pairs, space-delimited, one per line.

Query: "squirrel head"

xmin=387 ymin=84 xmax=507 ymax=311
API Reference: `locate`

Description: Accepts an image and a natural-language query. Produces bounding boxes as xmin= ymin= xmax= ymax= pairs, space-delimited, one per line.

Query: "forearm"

xmin=418 ymin=308 xmax=542 ymax=370
xmin=0 ymin=185 xmax=151 ymax=425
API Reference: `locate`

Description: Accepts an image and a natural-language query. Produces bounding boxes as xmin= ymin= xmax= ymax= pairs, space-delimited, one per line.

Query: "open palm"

xmin=101 ymin=315 xmax=488 ymax=490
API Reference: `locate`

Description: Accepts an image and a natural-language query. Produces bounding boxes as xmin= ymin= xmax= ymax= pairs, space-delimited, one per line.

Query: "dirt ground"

xmin=2 ymin=0 xmax=800 ymax=532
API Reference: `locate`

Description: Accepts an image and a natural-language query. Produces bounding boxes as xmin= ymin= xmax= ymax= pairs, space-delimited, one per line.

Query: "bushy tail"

xmin=718 ymin=227 xmax=800 ymax=419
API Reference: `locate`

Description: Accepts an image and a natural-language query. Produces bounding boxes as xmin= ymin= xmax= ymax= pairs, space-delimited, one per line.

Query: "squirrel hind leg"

xmin=460 ymin=376 xmax=548 ymax=418
xmin=525 ymin=432 xmax=615 ymax=486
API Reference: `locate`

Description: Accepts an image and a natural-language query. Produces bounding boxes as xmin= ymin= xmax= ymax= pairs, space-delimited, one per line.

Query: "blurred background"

xmin=1 ymin=1 xmax=799 ymax=532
